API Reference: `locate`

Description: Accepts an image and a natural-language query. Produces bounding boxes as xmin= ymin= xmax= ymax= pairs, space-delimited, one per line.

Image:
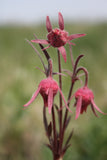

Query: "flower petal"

xmin=31 ymin=39 xmax=49 ymax=44
xmin=42 ymin=44 xmax=51 ymax=50
xmin=24 ymin=86 xmax=41 ymax=107
xmin=46 ymin=16 xmax=52 ymax=32
xmin=58 ymin=87 xmax=72 ymax=113
xmin=58 ymin=12 xmax=64 ymax=30
xmin=75 ymin=96 xmax=82 ymax=120
xmin=67 ymin=41 xmax=76 ymax=46
xmin=91 ymin=104 xmax=98 ymax=117
xmin=91 ymin=99 xmax=106 ymax=115
xmin=68 ymin=34 xmax=86 ymax=40
xmin=48 ymin=88 xmax=53 ymax=114
xmin=58 ymin=46 xmax=67 ymax=63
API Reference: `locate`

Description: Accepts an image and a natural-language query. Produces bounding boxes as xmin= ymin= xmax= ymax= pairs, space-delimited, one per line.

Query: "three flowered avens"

xmin=24 ymin=12 xmax=106 ymax=160
xmin=24 ymin=12 xmax=106 ymax=119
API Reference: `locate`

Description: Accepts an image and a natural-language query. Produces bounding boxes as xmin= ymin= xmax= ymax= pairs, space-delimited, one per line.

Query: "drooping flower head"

xmin=31 ymin=12 xmax=86 ymax=62
xmin=74 ymin=86 xmax=106 ymax=119
xmin=24 ymin=59 xmax=71 ymax=114
xmin=23 ymin=76 xmax=58 ymax=114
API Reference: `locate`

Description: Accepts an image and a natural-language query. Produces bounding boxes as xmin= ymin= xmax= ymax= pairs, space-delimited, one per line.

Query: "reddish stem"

xmin=76 ymin=67 xmax=88 ymax=87
xmin=62 ymin=55 xmax=84 ymax=141
xmin=52 ymin=107 xmax=57 ymax=155
xmin=62 ymin=81 xmax=75 ymax=139
xmin=57 ymin=49 xmax=63 ymax=153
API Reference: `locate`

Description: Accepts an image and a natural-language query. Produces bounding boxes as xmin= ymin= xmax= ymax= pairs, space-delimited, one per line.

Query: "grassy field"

xmin=0 ymin=23 xmax=107 ymax=160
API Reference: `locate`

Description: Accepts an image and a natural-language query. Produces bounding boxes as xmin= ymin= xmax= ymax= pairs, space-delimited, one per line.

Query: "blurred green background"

xmin=0 ymin=23 xmax=107 ymax=160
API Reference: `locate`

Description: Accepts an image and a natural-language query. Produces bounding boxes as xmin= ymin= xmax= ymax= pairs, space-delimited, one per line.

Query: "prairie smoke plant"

xmin=31 ymin=12 xmax=86 ymax=62
xmin=23 ymin=12 xmax=106 ymax=160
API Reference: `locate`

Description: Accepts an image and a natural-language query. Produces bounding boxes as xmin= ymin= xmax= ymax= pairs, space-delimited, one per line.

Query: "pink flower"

xmin=24 ymin=76 xmax=71 ymax=114
xmin=74 ymin=86 xmax=106 ymax=119
xmin=31 ymin=12 xmax=86 ymax=62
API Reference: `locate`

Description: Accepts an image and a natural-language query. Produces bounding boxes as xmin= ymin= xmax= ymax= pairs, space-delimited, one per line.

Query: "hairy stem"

xmin=57 ymin=50 xmax=63 ymax=153
xmin=62 ymin=55 xmax=84 ymax=141
xmin=52 ymin=107 xmax=57 ymax=154
xmin=62 ymin=81 xmax=74 ymax=135
xmin=69 ymin=44 xmax=74 ymax=68
xmin=53 ymin=156 xmax=63 ymax=160
xmin=76 ymin=67 xmax=88 ymax=87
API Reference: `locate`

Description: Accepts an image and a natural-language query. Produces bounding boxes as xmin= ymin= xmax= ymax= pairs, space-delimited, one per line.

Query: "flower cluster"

xmin=24 ymin=12 xmax=106 ymax=119
xmin=24 ymin=12 xmax=106 ymax=160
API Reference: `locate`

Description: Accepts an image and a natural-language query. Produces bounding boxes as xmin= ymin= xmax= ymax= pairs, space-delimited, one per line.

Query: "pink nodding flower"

xmin=74 ymin=86 xmax=106 ymax=119
xmin=31 ymin=12 xmax=86 ymax=62
xmin=24 ymin=76 xmax=71 ymax=114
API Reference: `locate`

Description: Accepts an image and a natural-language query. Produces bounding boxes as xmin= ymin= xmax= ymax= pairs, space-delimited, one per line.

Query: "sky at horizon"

xmin=0 ymin=0 xmax=107 ymax=25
